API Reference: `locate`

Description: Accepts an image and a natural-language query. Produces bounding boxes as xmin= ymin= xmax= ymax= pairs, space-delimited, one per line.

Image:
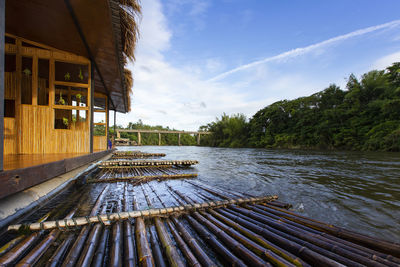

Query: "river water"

xmin=118 ymin=145 xmax=400 ymax=242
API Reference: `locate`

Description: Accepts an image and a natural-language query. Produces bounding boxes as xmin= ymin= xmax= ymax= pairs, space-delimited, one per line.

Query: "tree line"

xmin=108 ymin=120 xmax=197 ymax=146
xmin=199 ymin=62 xmax=400 ymax=151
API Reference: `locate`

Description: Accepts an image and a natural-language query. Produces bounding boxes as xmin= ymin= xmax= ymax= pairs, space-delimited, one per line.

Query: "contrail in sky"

xmin=208 ymin=19 xmax=400 ymax=82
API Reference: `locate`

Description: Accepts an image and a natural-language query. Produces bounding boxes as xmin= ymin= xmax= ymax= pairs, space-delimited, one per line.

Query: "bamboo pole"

xmin=76 ymin=200 xmax=110 ymax=267
xmin=149 ymin=227 xmax=166 ymax=267
xmin=112 ymin=152 xmax=166 ymax=158
xmin=250 ymin=204 xmax=399 ymax=266
xmin=100 ymin=160 xmax=198 ymax=167
xmin=166 ymin=220 xmax=201 ymax=267
xmin=140 ymin=185 xmax=185 ymax=267
xmin=0 ymin=212 xmax=52 ymax=266
xmin=185 ymin=214 xmax=248 ymax=267
xmin=16 ymin=207 xmax=79 ymax=267
xmin=170 ymin=216 xmax=217 ymax=267
xmin=168 ymin=187 xmax=270 ymax=267
xmin=220 ymin=207 xmax=346 ymax=267
xmin=146 ymin=183 xmax=216 ymax=267
xmin=199 ymin=210 xmax=297 ymax=267
xmin=110 ymin=201 xmax=123 ymax=267
xmin=91 ymin=227 xmax=110 ymax=267
xmin=242 ymin=204 xmax=390 ymax=267
xmin=46 ymin=235 xmax=75 ymax=267
xmin=88 ymin=173 xmax=198 ymax=185
xmin=8 ymin=195 xmax=278 ymax=231
xmin=0 ymin=236 xmax=24 ymax=258
xmin=99 ymin=165 xmax=175 ymax=169
xmin=133 ymin=194 xmax=155 ymax=267
xmin=123 ymin=185 xmax=136 ymax=267
xmin=208 ymin=209 xmax=308 ymax=267
xmin=255 ymin=203 xmax=400 ymax=258
xmin=61 ymin=185 xmax=109 ymax=267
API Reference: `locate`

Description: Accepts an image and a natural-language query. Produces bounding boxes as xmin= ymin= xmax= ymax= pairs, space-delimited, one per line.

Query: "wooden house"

xmin=0 ymin=0 xmax=139 ymax=199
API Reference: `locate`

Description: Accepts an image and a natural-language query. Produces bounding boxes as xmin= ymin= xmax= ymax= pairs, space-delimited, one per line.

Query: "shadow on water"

xmin=119 ymin=145 xmax=400 ymax=242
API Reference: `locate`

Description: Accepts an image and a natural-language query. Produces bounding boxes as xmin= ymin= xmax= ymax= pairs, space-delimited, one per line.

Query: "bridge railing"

xmin=115 ymin=129 xmax=212 ymax=146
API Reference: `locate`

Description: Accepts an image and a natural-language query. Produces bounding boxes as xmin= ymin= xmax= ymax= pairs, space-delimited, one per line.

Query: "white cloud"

xmin=209 ymin=19 xmax=400 ymax=82
xmin=372 ymin=51 xmax=400 ymax=70
xmin=116 ymin=2 xmax=400 ymax=131
xmin=118 ymin=0 xmax=255 ymax=130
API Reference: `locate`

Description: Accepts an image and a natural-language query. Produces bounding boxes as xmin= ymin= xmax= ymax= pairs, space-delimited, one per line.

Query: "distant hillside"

xmin=200 ymin=62 xmax=400 ymax=151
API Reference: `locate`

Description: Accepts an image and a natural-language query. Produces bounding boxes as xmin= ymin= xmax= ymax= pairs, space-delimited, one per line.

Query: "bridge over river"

xmin=116 ymin=129 xmax=212 ymax=146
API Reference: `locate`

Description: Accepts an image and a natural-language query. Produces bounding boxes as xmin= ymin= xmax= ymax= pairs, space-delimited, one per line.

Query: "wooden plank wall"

xmin=94 ymin=136 xmax=107 ymax=151
xmin=3 ymin=35 xmax=101 ymax=155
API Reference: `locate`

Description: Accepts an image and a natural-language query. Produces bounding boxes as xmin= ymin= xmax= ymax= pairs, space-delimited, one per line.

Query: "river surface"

xmin=118 ymin=145 xmax=400 ymax=242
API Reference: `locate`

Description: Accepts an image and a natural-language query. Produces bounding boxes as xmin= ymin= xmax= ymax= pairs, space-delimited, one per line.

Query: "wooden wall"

xmin=2 ymin=34 xmax=110 ymax=155
xmin=94 ymin=136 xmax=107 ymax=151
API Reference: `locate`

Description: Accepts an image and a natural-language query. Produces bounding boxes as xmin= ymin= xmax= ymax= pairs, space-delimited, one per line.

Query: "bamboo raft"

xmin=112 ymin=151 xmax=166 ymax=159
xmin=1 ymin=154 xmax=399 ymax=266
xmin=100 ymin=160 xmax=198 ymax=168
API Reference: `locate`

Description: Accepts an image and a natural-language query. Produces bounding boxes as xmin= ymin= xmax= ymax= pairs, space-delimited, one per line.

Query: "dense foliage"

xmin=110 ymin=120 xmax=197 ymax=146
xmin=200 ymin=63 xmax=400 ymax=151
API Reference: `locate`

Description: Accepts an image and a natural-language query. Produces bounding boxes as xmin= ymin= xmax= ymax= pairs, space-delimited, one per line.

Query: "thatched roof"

xmin=5 ymin=0 xmax=141 ymax=113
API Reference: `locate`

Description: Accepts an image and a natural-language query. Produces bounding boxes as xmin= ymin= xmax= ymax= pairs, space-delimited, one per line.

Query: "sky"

xmin=114 ymin=0 xmax=400 ymax=131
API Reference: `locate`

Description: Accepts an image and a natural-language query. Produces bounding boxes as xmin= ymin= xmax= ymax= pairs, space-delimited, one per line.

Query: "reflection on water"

xmin=118 ymin=145 xmax=400 ymax=242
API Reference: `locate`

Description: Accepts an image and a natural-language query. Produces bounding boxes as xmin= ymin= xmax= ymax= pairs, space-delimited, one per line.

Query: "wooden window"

xmin=54 ymin=85 xmax=88 ymax=107
xmin=55 ymin=61 xmax=88 ymax=84
xmin=21 ymin=57 xmax=33 ymax=104
xmin=4 ymin=100 xmax=15 ymax=118
xmin=38 ymin=59 xmax=49 ymax=105
xmin=54 ymin=109 xmax=71 ymax=129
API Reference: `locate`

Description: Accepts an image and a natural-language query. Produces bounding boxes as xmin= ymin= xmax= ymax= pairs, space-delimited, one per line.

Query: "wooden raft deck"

xmin=0 ymin=150 xmax=113 ymax=199
xmin=0 ymin=152 xmax=399 ymax=266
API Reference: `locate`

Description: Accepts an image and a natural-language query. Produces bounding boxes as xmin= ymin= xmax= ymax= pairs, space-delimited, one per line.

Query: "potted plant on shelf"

xmin=63 ymin=117 xmax=69 ymax=128
xmin=78 ymin=68 xmax=84 ymax=81
xmin=58 ymin=92 xmax=65 ymax=105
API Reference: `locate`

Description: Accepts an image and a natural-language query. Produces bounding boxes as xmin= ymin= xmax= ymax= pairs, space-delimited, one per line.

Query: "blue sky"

xmin=116 ymin=0 xmax=400 ymax=130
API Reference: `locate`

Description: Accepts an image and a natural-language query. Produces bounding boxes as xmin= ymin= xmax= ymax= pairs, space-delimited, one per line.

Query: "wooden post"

xmin=32 ymin=56 xmax=38 ymax=105
xmin=0 ymin=0 xmax=4 ymax=171
xmin=197 ymin=134 xmax=201 ymax=145
xmin=113 ymin=110 xmax=116 ymax=142
xmin=138 ymin=132 xmax=141 ymax=146
xmin=158 ymin=133 xmax=161 ymax=146
xmin=89 ymin=61 xmax=94 ymax=153
xmin=178 ymin=133 xmax=181 ymax=146
xmin=106 ymin=96 xmax=109 ymax=147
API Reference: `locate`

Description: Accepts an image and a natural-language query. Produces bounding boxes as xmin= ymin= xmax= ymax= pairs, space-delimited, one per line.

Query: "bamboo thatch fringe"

xmin=100 ymin=160 xmax=198 ymax=167
xmin=88 ymin=173 xmax=198 ymax=184
xmin=8 ymin=195 xmax=278 ymax=231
